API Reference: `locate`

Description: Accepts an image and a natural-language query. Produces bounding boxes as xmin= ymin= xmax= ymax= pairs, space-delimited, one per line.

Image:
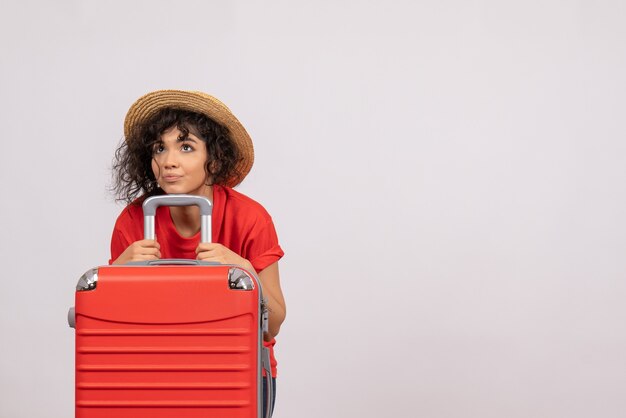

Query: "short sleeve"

xmin=244 ymin=218 xmax=284 ymax=272
xmin=109 ymin=226 xmax=131 ymax=265
xmin=108 ymin=205 xmax=142 ymax=265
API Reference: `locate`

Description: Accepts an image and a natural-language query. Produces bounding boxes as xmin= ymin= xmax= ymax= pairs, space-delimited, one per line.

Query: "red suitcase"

xmin=68 ymin=195 xmax=273 ymax=418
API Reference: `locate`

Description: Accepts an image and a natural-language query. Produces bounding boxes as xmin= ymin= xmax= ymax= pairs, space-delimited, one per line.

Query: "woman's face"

xmin=151 ymin=126 xmax=210 ymax=196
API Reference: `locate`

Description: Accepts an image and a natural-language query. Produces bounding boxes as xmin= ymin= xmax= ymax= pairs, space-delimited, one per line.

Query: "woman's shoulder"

xmin=114 ymin=198 xmax=145 ymax=225
xmin=218 ymin=185 xmax=273 ymax=222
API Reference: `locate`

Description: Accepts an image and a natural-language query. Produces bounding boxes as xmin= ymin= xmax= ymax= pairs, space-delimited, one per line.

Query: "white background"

xmin=1 ymin=1 xmax=625 ymax=417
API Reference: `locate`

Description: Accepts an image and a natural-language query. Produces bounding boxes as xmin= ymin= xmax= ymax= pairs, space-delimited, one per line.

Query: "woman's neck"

xmin=169 ymin=186 xmax=213 ymax=238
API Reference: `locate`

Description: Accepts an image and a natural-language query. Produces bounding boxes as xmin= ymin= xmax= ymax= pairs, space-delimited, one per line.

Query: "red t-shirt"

xmin=109 ymin=184 xmax=284 ymax=376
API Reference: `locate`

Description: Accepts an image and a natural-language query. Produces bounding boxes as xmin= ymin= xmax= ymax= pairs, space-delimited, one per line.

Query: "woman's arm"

xmin=195 ymin=243 xmax=286 ymax=341
xmin=256 ymin=262 xmax=286 ymax=341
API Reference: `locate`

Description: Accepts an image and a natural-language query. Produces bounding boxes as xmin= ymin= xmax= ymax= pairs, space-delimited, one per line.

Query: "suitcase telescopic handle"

xmin=142 ymin=195 xmax=212 ymax=243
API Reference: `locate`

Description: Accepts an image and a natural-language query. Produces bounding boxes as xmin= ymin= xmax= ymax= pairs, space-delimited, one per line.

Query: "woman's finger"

xmin=139 ymin=247 xmax=160 ymax=256
xmin=138 ymin=239 xmax=160 ymax=249
xmin=197 ymin=252 xmax=220 ymax=262
xmin=128 ymin=254 xmax=158 ymax=262
xmin=196 ymin=242 xmax=218 ymax=254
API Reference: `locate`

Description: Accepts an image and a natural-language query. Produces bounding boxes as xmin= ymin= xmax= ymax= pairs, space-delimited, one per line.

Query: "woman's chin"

xmin=161 ymin=185 xmax=187 ymax=194
xmin=161 ymin=185 xmax=207 ymax=196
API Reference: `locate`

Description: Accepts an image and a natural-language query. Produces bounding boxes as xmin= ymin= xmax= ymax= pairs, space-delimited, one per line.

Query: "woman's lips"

xmin=162 ymin=175 xmax=181 ymax=182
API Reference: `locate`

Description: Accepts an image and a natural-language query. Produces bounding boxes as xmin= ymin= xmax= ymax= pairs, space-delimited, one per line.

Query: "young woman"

xmin=109 ymin=90 xmax=286 ymax=411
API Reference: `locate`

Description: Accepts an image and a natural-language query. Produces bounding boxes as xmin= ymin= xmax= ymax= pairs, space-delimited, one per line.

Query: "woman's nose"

xmin=162 ymin=151 xmax=179 ymax=168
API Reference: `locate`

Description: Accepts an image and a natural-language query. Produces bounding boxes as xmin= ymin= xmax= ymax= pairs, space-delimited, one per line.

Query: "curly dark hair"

xmin=111 ymin=108 xmax=242 ymax=204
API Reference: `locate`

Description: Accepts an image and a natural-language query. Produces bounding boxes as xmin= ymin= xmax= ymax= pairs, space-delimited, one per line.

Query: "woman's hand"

xmin=195 ymin=243 xmax=251 ymax=269
xmin=112 ymin=239 xmax=161 ymax=265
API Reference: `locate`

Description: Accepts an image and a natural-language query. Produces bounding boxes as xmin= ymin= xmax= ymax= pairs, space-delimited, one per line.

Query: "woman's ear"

xmin=202 ymin=161 xmax=214 ymax=186
xmin=209 ymin=159 xmax=222 ymax=175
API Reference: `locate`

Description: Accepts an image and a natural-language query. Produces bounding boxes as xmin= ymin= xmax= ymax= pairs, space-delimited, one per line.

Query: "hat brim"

xmin=124 ymin=90 xmax=254 ymax=188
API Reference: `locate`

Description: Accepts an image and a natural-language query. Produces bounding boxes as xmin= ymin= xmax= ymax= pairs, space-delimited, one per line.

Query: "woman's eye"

xmin=153 ymin=145 xmax=164 ymax=154
xmin=182 ymin=144 xmax=193 ymax=152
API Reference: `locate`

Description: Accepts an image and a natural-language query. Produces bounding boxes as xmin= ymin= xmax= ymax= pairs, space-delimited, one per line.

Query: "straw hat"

xmin=124 ymin=90 xmax=254 ymax=187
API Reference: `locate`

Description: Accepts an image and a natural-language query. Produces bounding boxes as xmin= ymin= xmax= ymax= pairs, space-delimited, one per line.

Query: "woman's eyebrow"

xmin=177 ymin=136 xmax=198 ymax=143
